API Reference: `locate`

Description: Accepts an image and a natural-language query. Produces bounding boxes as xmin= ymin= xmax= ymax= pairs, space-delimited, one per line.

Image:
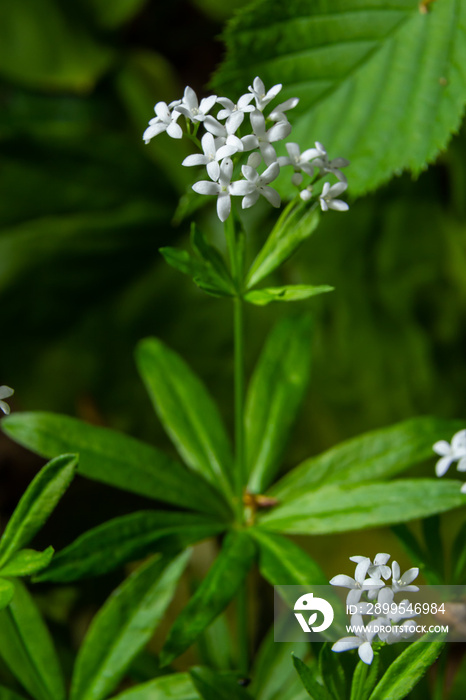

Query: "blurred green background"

xmin=1 ymin=0 xmax=466 ymax=647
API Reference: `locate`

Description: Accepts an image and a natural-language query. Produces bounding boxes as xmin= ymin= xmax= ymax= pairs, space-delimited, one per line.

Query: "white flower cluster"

xmin=0 ymin=386 xmax=13 ymax=415
xmin=143 ymin=77 xmax=349 ymax=222
xmin=330 ymin=553 xmax=419 ymax=664
xmin=433 ymin=429 xmax=466 ymax=493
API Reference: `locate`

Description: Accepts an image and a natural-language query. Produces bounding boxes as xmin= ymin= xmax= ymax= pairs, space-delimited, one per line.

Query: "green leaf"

xmin=0 ymin=580 xmax=65 ymax=700
xmin=2 ymin=412 xmax=229 ymax=519
xmin=84 ymin=0 xmax=148 ymax=29
xmin=258 ymin=479 xmax=466 ymax=534
xmin=319 ymin=645 xmax=345 ymax=700
xmin=159 ymin=247 xmax=234 ymax=298
xmin=292 ymin=655 xmax=330 ymax=700
xmin=391 ymin=524 xmax=440 ymax=585
xmin=136 ymin=338 xmax=235 ymax=500
xmin=111 ymin=674 xmax=200 ymax=700
xmin=190 ymin=224 xmax=236 ymax=295
xmin=250 ymin=624 xmax=308 ymax=700
xmin=0 ymin=580 xmax=14 ymax=610
xmin=245 ymin=285 xmax=333 ymax=306
xmin=246 ymin=315 xmax=313 ymax=493
xmin=251 ymin=529 xmax=327 ymax=586
xmin=0 ymin=0 xmax=114 ymax=92
xmin=245 ymin=204 xmax=320 ymax=289
xmin=35 ymin=511 xmax=224 ymax=583
xmin=160 ymin=531 xmax=256 ymax=667
xmin=368 ymin=632 xmax=445 ymax=700
xmin=0 ymin=548 xmax=54 ymax=578
xmin=452 ymin=519 xmax=466 ymax=583
xmin=213 ymin=0 xmax=466 ymax=196
xmin=269 ymin=417 xmax=465 ymax=501
xmin=197 ymin=614 xmax=234 ymax=671
xmin=0 ymin=686 xmax=29 ymax=700
xmin=0 ymin=454 xmax=77 ymax=567
xmin=70 ymin=551 xmax=190 ymax=700
xmin=350 ymin=656 xmax=380 ymax=700
xmin=190 ymin=667 xmax=254 ymax=700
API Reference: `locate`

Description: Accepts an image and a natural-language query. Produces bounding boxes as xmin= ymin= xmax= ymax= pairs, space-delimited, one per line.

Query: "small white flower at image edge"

xmin=433 ymin=428 xmax=466 ymax=477
xmin=0 ymin=386 xmax=14 ymax=415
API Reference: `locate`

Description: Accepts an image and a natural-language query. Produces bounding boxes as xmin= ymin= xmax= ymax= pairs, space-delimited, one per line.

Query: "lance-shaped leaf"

xmin=245 ymin=285 xmax=332 ymax=306
xmin=269 ymin=417 xmax=466 ymax=501
xmin=213 ymin=0 xmax=466 ymax=196
xmin=246 ymin=315 xmax=313 ymax=493
xmin=245 ymin=204 xmax=320 ymax=289
xmin=160 ymin=531 xmax=256 ymax=667
xmin=0 ymin=548 xmax=54 ymax=578
xmin=0 ymin=580 xmax=65 ymax=700
xmin=350 ymin=656 xmax=380 ymax=700
xmin=160 ymin=247 xmax=234 ymax=298
xmin=190 ymin=667 xmax=254 ymax=700
xmin=0 ymin=579 xmax=14 ymax=610
xmin=112 ymin=674 xmax=200 ymax=700
xmin=35 ymin=511 xmax=224 ymax=583
xmin=70 ymin=551 xmax=190 ymax=700
xmin=258 ymin=479 xmax=466 ymax=534
xmin=2 ymin=413 xmax=229 ymax=519
xmin=368 ymin=632 xmax=445 ymax=700
xmin=190 ymin=224 xmax=236 ymax=295
xmin=0 ymin=453 xmax=77 ymax=568
xmin=136 ymin=338 xmax=235 ymax=500
xmin=292 ymin=655 xmax=330 ymax=700
xmin=0 ymin=687 xmax=29 ymax=700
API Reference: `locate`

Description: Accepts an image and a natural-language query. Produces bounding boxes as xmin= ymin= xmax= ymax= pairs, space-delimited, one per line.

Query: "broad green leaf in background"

xmin=350 ymin=656 xmax=380 ymax=700
xmin=190 ymin=667 xmax=254 ymax=700
xmin=160 ymin=531 xmax=256 ymax=667
xmin=245 ymin=205 xmax=320 ymax=289
xmin=0 ymin=548 xmax=54 ymax=578
xmin=84 ymin=0 xmax=148 ymax=29
xmin=0 ymin=0 xmax=114 ymax=92
xmin=269 ymin=417 xmax=466 ymax=501
xmin=213 ymin=0 xmax=466 ymax=195
xmin=368 ymin=632 xmax=445 ymax=700
xmin=0 ymin=687 xmax=29 ymax=700
xmin=244 ymin=285 xmax=332 ymax=306
xmin=245 ymin=315 xmax=313 ymax=493
xmin=258 ymin=479 xmax=466 ymax=534
xmin=292 ymin=655 xmax=330 ymax=700
xmin=0 ymin=581 xmax=65 ymax=700
xmin=70 ymin=551 xmax=190 ymax=700
xmin=249 ymin=624 xmax=309 ymax=700
xmin=197 ymin=614 xmax=235 ymax=672
xmin=1 ymin=413 xmax=230 ymax=519
xmin=0 ymin=453 xmax=77 ymax=568
xmin=0 ymin=580 xmax=14 ymax=610
xmin=251 ymin=530 xmax=327 ymax=586
xmin=112 ymin=674 xmax=200 ymax=700
xmin=136 ymin=338 xmax=235 ymax=500
xmin=35 ymin=510 xmax=224 ymax=582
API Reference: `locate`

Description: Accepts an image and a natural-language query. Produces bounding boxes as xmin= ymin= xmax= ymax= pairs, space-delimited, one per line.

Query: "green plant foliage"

xmin=112 ymin=673 xmax=200 ymax=700
xmin=0 ymin=581 xmax=14 ymax=611
xmin=2 ymin=413 xmax=230 ymax=518
xmin=292 ymin=655 xmax=329 ymax=700
xmin=0 ymin=548 xmax=54 ymax=579
xmin=319 ymin=644 xmax=346 ymax=700
xmin=34 ymin=511 xmax=224 ymax=583
xmin=136 ymin=338 xmax=235 ymax=500
xmin=0 ymin=581 xmax=65 ymax=700
xmin=70 ymin=551 xmax=190 ymax=700
xmin=0 ymin=454 xmax=77 ymax=568
xmin=160 ymin=532 xmax=256 ymax=667
xmin=249 ymin=625 xmax=308 ymax=700
xmin=189 ymin=667 xmax=254 ymax=700
xmin=350 ymin=656 xmax=380 ymax=700
xmin=269 ymin=417 xmax=466 ymax=500
xmin=244 ymin=285 xmax=333 ymax=306
xmin=83 ymin=0 xmax=148 ymax=29
xmin=213 ymin=0 xmax=466 ymax=195
xmin=0 ymin=687 xmax=29 ymax=700
xmin=245 ymin=315 xmax=313 ymax=493
xmin=368 ymin=633 xmax=445 ymax=700
xmin=251 ymin=529 xmax=326 ymax=586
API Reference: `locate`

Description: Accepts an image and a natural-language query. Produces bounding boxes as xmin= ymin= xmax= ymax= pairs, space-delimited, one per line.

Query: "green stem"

xmin=233 ymin=295 xmax=246 ymax=520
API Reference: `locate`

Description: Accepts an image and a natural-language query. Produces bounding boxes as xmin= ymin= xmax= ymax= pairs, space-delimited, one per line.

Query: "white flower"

xmin=376 ymin=588 xmax=417 ymax=644
xmin=351 ymin=553 xmax=390 ymax=600
xmin=332 ymin=614 xmax=381 ymax=665
xmin=0 ymin=386 xmax=14 ymax=415
xmin=391 ymin=561 xmax=419 ymax=594
xmin=319 ymin=182 xmax=349 ymax=212
xmin=248 ymin=76 xmax=282 ymax=111
xmin=299 ymin=187 xmax=313 ymax=201
xmin=242 ymin=110 xmax=291 ymax=165
xmin=433 ymin=429 xmax=466 ymax=477
xmin=203 ymin=115 xmax=244 ymax=152
xmin=278 ymin=142 xmax=316 ymax=177
xmin=311 ymin=141 xmax=350 ymax=183
xmin=176 ymin=86 xmax=217 ymax=123
xmin=143 ymin=102 xmax=183 ymax=143
xmin=269 ymin=97 xmax=299 ymax=122
xmin=240 ymin=162 xmax=281 ymax=209
xmin=192 ymin=158 xmax=252 ymax=222
xmin=216 ymin=95 xmax=255 ymax=132
xmin=182 ymin=133 xmax=236 ymax=181
xmin=330 ymin=557 xmax=384 ymax=606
